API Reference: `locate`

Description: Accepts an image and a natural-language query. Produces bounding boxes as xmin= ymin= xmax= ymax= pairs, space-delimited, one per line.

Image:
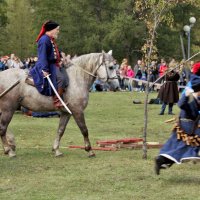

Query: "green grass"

xmin=0 ymin=91 xmax=200 ymax=200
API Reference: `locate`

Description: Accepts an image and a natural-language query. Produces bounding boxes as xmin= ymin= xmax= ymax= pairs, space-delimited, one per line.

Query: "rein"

xmin=67 ymin=55 xmax=117 ymax=81
xmin=67 ymin=60 xmax=99 ymax=78
xmin=79 ymin=66 xmax=98 ymax=78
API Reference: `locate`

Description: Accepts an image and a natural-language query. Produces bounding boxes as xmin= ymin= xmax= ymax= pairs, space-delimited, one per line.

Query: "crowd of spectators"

xmin=0 ymin=53 xmax=38 ymax=72
xmin=91 ymin=57 xmax=191 ymax=93
xmin=0 ymin=53 xmax=197 ymax=118
xmin=0 ymin=53 xmax=55 ymax=118
xmin=0 ymin=53 xmax=192 ymax=93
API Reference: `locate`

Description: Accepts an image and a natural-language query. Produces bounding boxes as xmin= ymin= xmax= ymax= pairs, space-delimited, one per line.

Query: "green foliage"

xmin=0 ymin=0 xmax=7 ymax=27
xmin=0 ymin=0 xmax=200 ymax=62
xmin=104 ymin=12 xmax=146 ymax=63
xmin=157 ymin=2 xmax=200 ymax=60
xmin=0 ymin=0 xmax=7 ymax=55
xmin=2 ymin=0 xmax=36 ymax=58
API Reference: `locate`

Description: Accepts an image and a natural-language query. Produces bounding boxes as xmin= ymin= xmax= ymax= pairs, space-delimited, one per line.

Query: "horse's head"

xmin=96 ymin=50 xmax=120 ymax=91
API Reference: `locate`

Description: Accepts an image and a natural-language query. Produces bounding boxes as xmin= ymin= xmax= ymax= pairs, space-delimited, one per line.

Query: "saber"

xmin=42 ymin=71 xmax=72 ymax=114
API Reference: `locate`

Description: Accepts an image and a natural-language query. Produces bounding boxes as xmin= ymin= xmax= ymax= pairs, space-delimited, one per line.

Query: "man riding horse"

xmin=29 ymin=20 xmax=68 ymax=108
xmin=0 ymin=20 xmax=119 ymax=157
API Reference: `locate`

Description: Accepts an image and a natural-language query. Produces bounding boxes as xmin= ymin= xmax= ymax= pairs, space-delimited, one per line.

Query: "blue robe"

xmin=159 ymin=94 xmax=200 ymax=163
xmin=30 ymin=35 xmax=57 ymax=96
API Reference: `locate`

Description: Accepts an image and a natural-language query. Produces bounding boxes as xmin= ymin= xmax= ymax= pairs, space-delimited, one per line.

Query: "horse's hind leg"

xmin=0 ymin=111 xmax=16 ymax=157
xmin=52 ymin=112 xmax=71 ymax=157
xmin=73 ymin=112 xmax=95 ymax=157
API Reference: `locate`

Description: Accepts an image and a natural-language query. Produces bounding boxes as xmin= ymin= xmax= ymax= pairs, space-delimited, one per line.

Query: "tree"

xmin=32 ymin=0 xmax=147 ymax=62
xmin=0 ymin=0 xmax=8 ymax=55
xmin=0 ymin=0 xmax=7 ymax=27
xmin=2 ymin=0 xmax=36 ymax=58
xmin=134 ymin=0 xmax=200 ymax=159
xmin=0 ymin=0 xmax=199 ymax=63
xmin=157 ymin=2 xmax=200 ymax=60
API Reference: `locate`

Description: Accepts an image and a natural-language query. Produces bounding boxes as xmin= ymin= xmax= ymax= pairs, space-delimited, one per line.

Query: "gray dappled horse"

xmin=0 ymin=51 xmax=119 ymax=157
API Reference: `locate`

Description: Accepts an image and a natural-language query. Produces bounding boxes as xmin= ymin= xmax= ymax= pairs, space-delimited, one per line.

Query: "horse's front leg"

xmin=52 ymin=112 xmax=71 ymax=157
xmin=73 ymin=111 xmax=95 ymax=157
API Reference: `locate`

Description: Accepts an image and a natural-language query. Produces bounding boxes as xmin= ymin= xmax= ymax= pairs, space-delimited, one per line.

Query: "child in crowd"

xmin=126 ymin=65 xmax=134 ymax=91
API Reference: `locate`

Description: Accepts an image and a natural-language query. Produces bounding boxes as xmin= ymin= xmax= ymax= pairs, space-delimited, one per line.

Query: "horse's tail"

xmin=0 ymin=79 xmax=20 ymax=99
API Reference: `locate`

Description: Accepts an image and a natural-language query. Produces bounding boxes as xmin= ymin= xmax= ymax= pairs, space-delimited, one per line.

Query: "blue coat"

xmin=30 ymin=35 xmax=57 ymax=96
xmin=178 ymin=94 xmax=199 ymax=121
xmin=159 ymin=94 xmax=200 ymax=163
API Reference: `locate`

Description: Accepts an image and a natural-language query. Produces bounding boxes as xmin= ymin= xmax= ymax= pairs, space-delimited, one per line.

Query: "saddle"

xmin=25 ymin=76 xmax=35 ymax=87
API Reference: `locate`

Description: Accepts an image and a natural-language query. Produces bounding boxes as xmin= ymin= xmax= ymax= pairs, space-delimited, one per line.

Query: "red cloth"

xmin=126 ymin=69 xmax=134 ymax=78
xmin=159 ymin=65 xmax=168 ymax=77
xmin=36 ymin=23 xmax=46 ymax=42
xmin=192 ymin=62 xmax=200 ymax=75
xmin=120 ymin=65 xmax=128 ymax=76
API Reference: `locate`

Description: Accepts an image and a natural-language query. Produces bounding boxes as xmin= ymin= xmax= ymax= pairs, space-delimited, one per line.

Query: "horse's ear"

xmin=107 ymin=50 xmax=112 ymax=55
xmin=102 ymin=50 xmax=105 ymax=53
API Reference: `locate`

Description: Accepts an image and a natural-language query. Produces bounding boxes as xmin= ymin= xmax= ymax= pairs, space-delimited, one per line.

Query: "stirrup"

xmin=53 ymin=98 xmax=64 ymax=108
xmin=54 ymin=102 xmax=64 ymax=108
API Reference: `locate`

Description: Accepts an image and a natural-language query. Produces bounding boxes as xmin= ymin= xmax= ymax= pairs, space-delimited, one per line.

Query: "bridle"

xmin=90 ymin=55 xmax=118 ymax=82
xmin=69 ymin=54 xmax=118 ymax=82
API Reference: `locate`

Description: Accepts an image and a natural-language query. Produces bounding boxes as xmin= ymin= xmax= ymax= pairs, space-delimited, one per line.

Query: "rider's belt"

xmin=173 ymin=124 xmax=200 ymax=147
xmin=180 ymin=118 xmax=193 ymax=122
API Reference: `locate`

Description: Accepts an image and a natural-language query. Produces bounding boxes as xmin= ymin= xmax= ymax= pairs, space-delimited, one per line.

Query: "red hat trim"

xmin=192 ymin=62 xmax=200 ymax=75
xmin=36 ymin=23 xmax=46 ymax=42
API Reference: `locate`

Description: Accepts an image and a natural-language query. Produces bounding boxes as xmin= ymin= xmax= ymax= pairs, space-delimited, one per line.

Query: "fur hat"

xmin=36 ymin=20 xmax=59 ymax=42
xmin=45 ymin=21 xmax=59 ymax=31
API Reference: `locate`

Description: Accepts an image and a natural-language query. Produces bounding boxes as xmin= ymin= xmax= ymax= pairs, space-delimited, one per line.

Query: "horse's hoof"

xmin=55 ymin=150 xmax=63 ymax=157
xmin=4 ymin=147 xmax=10 ymax=155
xmin=8 ymin=150 xmax=16 ymax=158
xmin=88 ymin=151 xmax=96 ymax=158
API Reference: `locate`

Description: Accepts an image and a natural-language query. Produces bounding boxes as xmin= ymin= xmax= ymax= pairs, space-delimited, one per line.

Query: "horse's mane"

xmin=72 ymin=53 xmax=101 ymax=72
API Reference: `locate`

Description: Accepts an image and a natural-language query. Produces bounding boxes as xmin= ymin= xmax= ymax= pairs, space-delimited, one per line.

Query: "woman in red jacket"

xmin=159 ymin=60 xmax=168 ymax=78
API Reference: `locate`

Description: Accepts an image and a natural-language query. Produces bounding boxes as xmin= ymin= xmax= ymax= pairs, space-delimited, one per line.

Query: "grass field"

xmin=0 ymin=91 xmax=200 ymax=200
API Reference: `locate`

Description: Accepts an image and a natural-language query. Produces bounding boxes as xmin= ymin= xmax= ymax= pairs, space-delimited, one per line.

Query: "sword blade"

xmin=43 ymin=72 xmax=72 ymax=114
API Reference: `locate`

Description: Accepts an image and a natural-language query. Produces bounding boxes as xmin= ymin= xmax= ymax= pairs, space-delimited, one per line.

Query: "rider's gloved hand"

xmin=42 ymin=71 xmax=49 ymax=77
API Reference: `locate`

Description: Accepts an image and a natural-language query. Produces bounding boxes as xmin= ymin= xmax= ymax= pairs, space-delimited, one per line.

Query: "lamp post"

xmin=183 ymin=17 xmax=196 ymax=59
